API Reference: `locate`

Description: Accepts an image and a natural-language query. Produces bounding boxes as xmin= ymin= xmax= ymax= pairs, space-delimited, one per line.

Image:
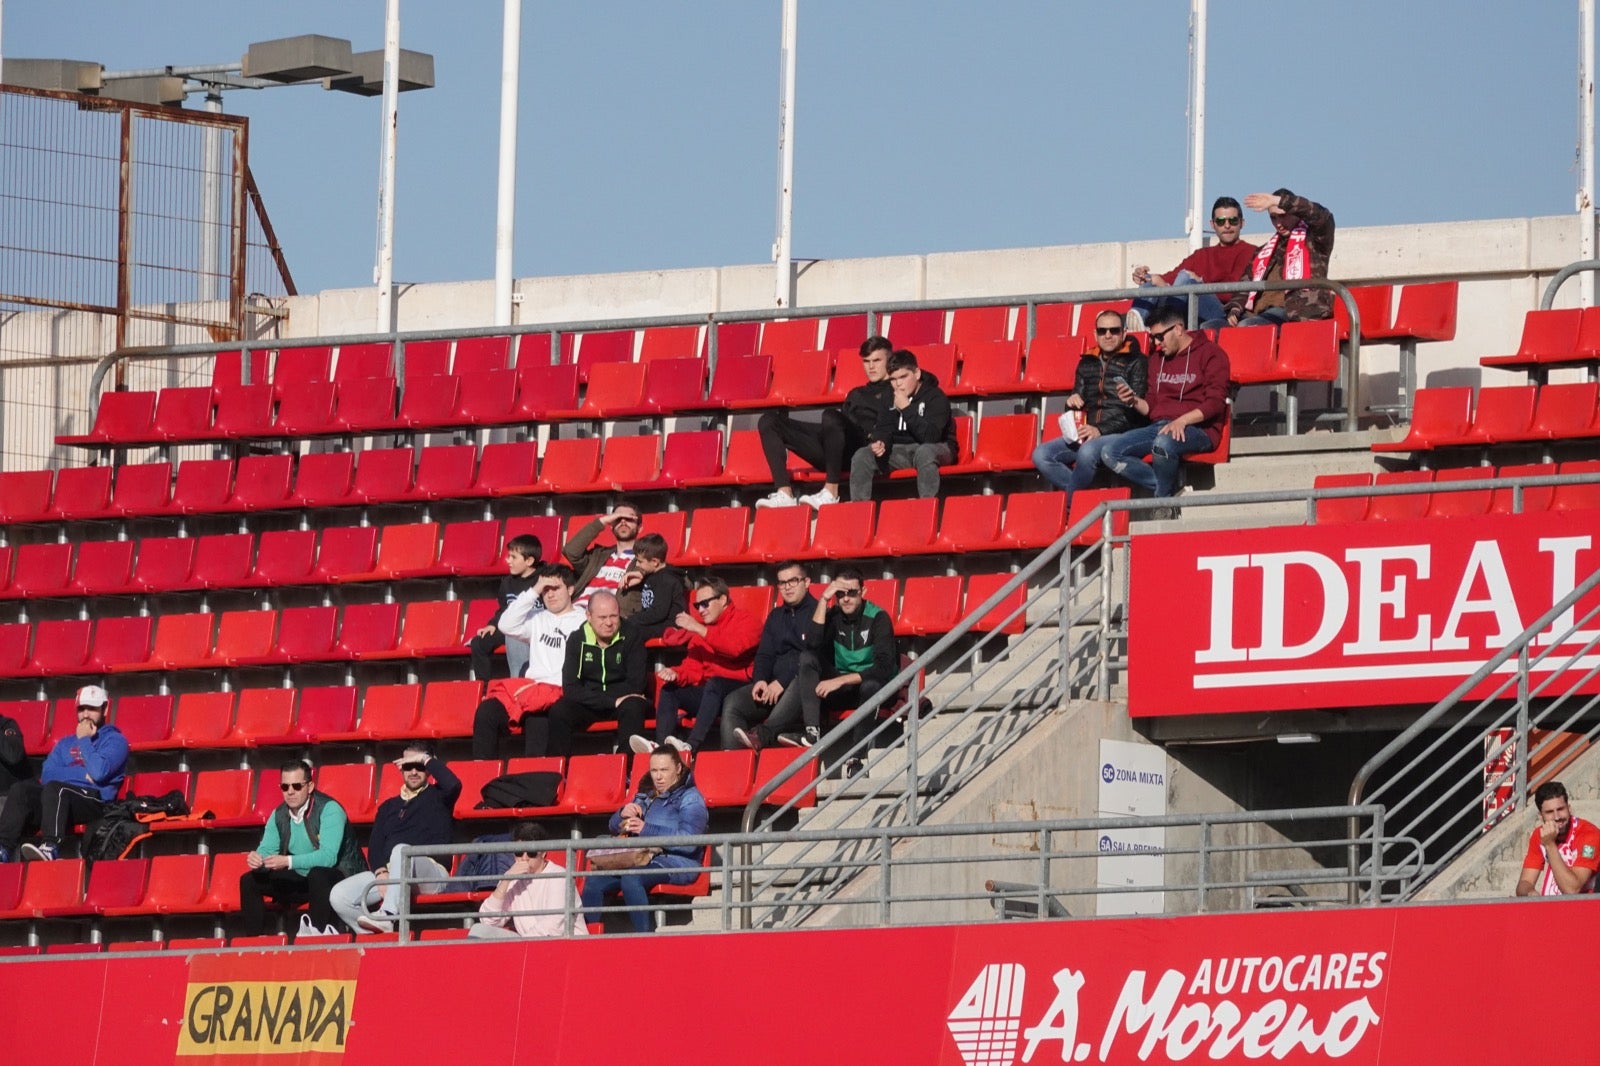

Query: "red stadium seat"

xmin=57 ymin=390 xmax=157 ymax=446
xmin=230 ymin=689 xmax=298 ymax=746
xmin=332 ymin=375 xmax=400 ymax=432
xmin=112 ymin=695 xmax=173 ymax=750
xmin=969 ymin=413 xmax=1039 ymax=472
xmin=50 ymin=465 xmax=117 ymax=520
xmin=86 ymin=616 xmax=153 ymax=672
xmin=0 ymin=624 xmax=31 ymax=676
xmin=681 ymin=430 xmax=770 ymax=488
xmin=7 ymin=859 xmax=87 ymax=918
xmin=453 ymin=335 xmax=512 ymax=373
xmin=0 ymin=470 xmax=53 ymax=524
xmin=762 ymin=350 xmax=835 ymax=407
xmin=869 ymin=498 xmax=939 ymax=555
xmin=379 ymin=600 xmax=467 ymax=659
xmin=69 ymin=539 xmax=136 ymax=596
xmin=692 ymin=750 xmax=755 ymax=808
xmin=1367 ymin=470 xmax=1435 ymax=522
xmin=575 ymin=330 xmax=635 ymax=382
xmin=948 ymin=306 xmax=1010 ymax=347
xmin=759 ymin=318 xmax=823 ymax=356
xmin=754 ymin=747 xmax=816 ymax=809
xmin=471 ymin=441 xmax=540 ymax=496
xmin=170 ymin=691 xmax=235 ymax=747
xmin=706 ymin=355 xmax=772 ymax=407
xmin=1551 ymin=460 xmax=1600 ymax=513
xmin=1217 ymin=326 xmax=1278 ymax=384
xmin=417 ymin=680 xmax=484 ymax=738
xmin=107 ymin=461 xmax=175 ymax=517
xmin=317 ymin=763 xmax=377 ymax=823
xmin=1067 ymin=488 xmax=1132 ymax=545
xmin=271 ymin=345 xmax=333 ymax=399
xmin=746 ymin=505 xmax=811 ymax=563
xmin=358 ymin=522 xmax=441 ymax=581
xmin=998 ymin=491 xmax=1068 ymax=550
xmin=933 ymin=494 xmax=1005 ymax=552
xmin=350 ymin=447 xmax=417 ymax=504
xmin=263 ymin=605 xmax=338 ymax=664
xmin=679 ymin=506 xmax=750 ymax=566
xmin=324 ymin=603 xmax=401 ymax=660
xmin=1019 ymin=335 xmax=1079 ymax=393
xmin=228 ymin=453 xmax=295 ymax=511
xmin=706 ymin=320 xmax=760 ymax=359
xmin=534 ymin=437 xmax=605 ymax=494
xmin=1526 ymin=381 xmax=1600 ymax=440
xmin=396 ymin=373 xmax=461 ymax=430
xmin=800 ymin=500 xmax=874 ymax=560
xmin=131 ymin=536 xmax=196 ymax=593
xmin=1276 ymin=320 xmax=1341 ymax=381
xmin=1312 ymin=473 xmax=1373 ymax=524
xmin=502 ymin=516 xmax=562 ymax=560
xmin=449 ymin=760 xmax=507 ymax=818
xmin=564 ymin=754 xmax=627 ymax=815
xmin=171 ymin=459 xmax=235 ymax=515
xmin=580 ymin=361 xmax=649 ymax=419
xmin=291 ymin=450 xmax=357 ymax=507
xmin=966 ymin=572 xmax=1026 ymax=635
xmin=1332 ymin=284 xmax=1393 ymax=341
xmin=596 ymin=434 xmax=662 ymax=490
xmin=1490 ymin=463 xmax=1557 ymax=516
xmin=205 ymin=610 xmax=278 ymax=667
xmin=250 ymin=529 xmax=320 ymax=587
xmin=8 ymin=543 xmax=74 ymax=599
xmin=513 ymin=363 xmax=584 ymax=421
xmin=273 ymin=381 xmax=339 ymax=435
xmin=619 ymin=429 xmax=722 ymax=492
xmin=1459 ymin=386 xmax=1538 ymax=445
xmin=898 ymin=575 xmax=963 ymax=635
xmin=640 ymin=325 xmax=701 ymax=362
xmin=1425 ymin=467 xmax=1496 ymax=519
xmin=325 ymin=683 xmax=422 ymax=742
xmin=1370 ymin=281 xmax=1458 ymax=344
xmin=641 ymin=357 xmax=709 ymax=413
xmin=953 ymin=339 xmax=1024 ymax=394
xmin=887 ymin=309 xmax=945 ymax=346
xmin=212 ymin=348 xmax=268 ymax=388
xmin=436 ymin=520 xmax=501 ymax=576
xmin=2 ymin=700 xmax=51 ymax=755
xmin=144 ymin=612 xmax=216 ymax=671
xmin=822 ymin=314 xmax=868 ymax=352
xmin=101 ymin=854 xmax=208 ymax=917
xmin=407 ymin=444 xmax=477 ymax=501
xmin=334 ymin=342 xmax=394 ymax=381
xmin=212 ymin=384 xmax=276 ymax=439
xmin=1371 ymin=387 xmax=1473 ymax=453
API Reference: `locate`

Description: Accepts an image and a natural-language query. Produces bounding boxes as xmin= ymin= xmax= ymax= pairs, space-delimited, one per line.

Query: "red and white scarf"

xmin=1244 ymin=223 xmax=1310 ymax=310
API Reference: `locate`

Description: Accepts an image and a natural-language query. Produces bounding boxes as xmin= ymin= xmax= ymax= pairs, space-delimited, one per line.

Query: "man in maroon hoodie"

xmin=628 ymin=575 xmax=762 ymax=755
xmin=1102 ymin=304 xmax=1231 ymax=500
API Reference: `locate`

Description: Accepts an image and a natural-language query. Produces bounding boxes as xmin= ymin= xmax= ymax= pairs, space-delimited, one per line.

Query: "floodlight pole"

xmin=772 ymin=0 xmax=798 ymax=308
xmin=1582 ymin=0 xmax=1596 ymax=306
xmin=494 ymin=0 xmax=522 ymax=327
xmin=1186 ymin=0 xmax=1208 ymax=251
xmin=375 ymin=0 xmax=401 ymax=332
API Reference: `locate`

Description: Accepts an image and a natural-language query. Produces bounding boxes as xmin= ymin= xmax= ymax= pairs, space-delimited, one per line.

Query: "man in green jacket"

xmin=238 ymin=760 xmax=364 ymax=936
xmin=800 ymin=568 xmax=899 ymax=779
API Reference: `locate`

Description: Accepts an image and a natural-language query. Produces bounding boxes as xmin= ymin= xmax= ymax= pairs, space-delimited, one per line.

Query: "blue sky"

xmin=8 ymin=2 xmax=1587 ymax=296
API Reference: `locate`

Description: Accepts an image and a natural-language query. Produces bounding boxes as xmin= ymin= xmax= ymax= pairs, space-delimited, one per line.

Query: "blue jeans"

xmin=582 ymin=865 xmax=674 ymax=932
xmin=1234 ymin=305 xmax=1290 ymax=329
xmin=656 ymin=676 xmax=740 ymax=750
xmin=1031 ymin=433 xmax=1114 ymax=495
xmin=1103 ymin=421 xmax=1215 ymax=497
xmin=1132 ymin=270 xmax=1226 ymax=326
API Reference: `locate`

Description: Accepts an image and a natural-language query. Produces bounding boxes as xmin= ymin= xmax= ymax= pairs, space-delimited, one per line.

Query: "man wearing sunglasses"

xmin=1104 ymin=304 xmax=1231 ymax=504
xmin=239 ymin=760 xmax=366 ymax=937
xmin=630 ymin=575 xmax=761 ymax=755
xmin=1031 ymin=310 xmax=1148 ymax=499
xmin=1131 ymin=196 xmax=1257 ymax=327
xmin=1222 ymin=188 xmax=1335 ymax=327
xmin=798 ymin=569 xmax=898 ymax=777
xmin=329 ymin=743 xmax=462 ymax=933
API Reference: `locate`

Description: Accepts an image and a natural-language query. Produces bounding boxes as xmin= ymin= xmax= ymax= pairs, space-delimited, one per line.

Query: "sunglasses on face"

xmin=1095 ymin=326 xmax=1125 ymax=335
xmin=1213 ymin=216 xmax=1242 ymax=226
xmin=693 ymin=595 xmax=721 ymax=609
xmin=836 ymin=588 xmax=863 ymax=598
xmin=400 ymin=763 xmax=428 ymax=773
xmin=280 ymin=781 xmax=308 ymax=792
xmin=1148 ymin=325 xmax=1180 ymax=343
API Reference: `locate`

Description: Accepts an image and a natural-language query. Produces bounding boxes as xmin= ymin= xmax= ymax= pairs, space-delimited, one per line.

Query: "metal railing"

xmin=1540 ymin=257 xmax=1600 ymax=308
xmin=734 ymin=468 xmax=1600 ymax=921
xmin=1348 ymin=564 xmax=1600 ymax=902
xmin=76 ymin=276 xmax=1364 ymax=431
xmin=387 ymin=804 xmax=1417 ymax=938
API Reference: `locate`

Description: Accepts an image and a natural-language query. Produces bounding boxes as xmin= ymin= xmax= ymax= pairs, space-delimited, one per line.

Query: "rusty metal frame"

xmin=245 ymin=167 xmax=297 ymax=296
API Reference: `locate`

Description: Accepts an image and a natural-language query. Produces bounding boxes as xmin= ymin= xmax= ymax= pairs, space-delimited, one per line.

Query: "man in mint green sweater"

xmin=237 ymin=760 xmax=365 ymax=936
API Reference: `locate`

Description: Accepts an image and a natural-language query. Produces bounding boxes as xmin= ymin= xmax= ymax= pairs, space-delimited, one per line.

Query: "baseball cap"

xmin=75 ymin=684 xmax=109 ymax=708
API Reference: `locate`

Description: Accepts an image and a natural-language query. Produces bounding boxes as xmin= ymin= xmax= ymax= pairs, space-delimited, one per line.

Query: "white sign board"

xmin=1097 ymin=739 xmax=1168 ymax=817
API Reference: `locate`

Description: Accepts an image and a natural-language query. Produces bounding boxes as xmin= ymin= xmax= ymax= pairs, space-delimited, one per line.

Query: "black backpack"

xmin=476 ymin=771 xmax=562 ymax=810
xmin=83 ymin=790 xmax=190 ymax=863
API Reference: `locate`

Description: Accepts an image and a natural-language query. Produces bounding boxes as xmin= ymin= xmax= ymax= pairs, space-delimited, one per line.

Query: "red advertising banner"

xmin=0 ymin=899 xmax=1595 ymax=1064
xmin=1127 ymin=510 xmax=1600 ymax=716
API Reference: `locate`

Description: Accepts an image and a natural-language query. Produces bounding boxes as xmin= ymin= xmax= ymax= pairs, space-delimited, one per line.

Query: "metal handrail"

xmin=1540 ymin=257 xmax=1600 ymax=308
xmin=388 ymin=803 xmax=1411 ymax=938
xmin=80 ymin=276 xmax=1364 ymax=426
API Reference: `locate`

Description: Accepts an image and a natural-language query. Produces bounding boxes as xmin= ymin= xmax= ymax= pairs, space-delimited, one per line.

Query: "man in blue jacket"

xmin=0 ymin=684 xmax=128 ymax=862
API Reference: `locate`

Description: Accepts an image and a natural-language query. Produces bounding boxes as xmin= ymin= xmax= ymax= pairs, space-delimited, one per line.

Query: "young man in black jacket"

xmin=723 ymin=560 xmax=821 ymax=750
xmin=795 ymin=568 xmax=899 ymax=775
xmin=327 ymin=744 xmax=462 ymax=933
xmin=618 ymin=532 xmax=687 ymax=643
xmin=756 ymin=336 xmax=894 ymax=510
xmin=849 ymin=349 xmax=956 ymax=501
xmin=529 ymin=591 xmax=650 ymax=756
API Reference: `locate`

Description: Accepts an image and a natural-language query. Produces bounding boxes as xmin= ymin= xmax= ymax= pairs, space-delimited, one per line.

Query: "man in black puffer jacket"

xmin=1031 ymin=308 xmax=1149 ymax=499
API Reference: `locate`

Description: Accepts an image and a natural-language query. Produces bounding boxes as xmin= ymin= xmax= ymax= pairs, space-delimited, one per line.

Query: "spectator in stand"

xmin=1217 ymin=188 xmax=1336 ymax=328
xmin=581 ymin=747 xmax=709 ymax=934
xmin=1103 ymin=304 xmax=1231 ymax=503
xmin=1030 ymin=310 xmax=1149 ymax=498
xmin=629 ymin=575 xmax=761 ymax=756
xmin=238 ymin=759 xmax=365 ymax=937
xmin=1515 ymin=781 xmax=1600 ymax=896
xmin=329 ymin=744 xmax=462 ymax=933
xmin=617 ymin=532 xmax=687 ymax=642
xmin=723 ymin=561 xmax=820 ymax=751
xmin=802 ymin=569 xmax=898 ymax=779
xmin=0 ymin=684 xmax=126 ymax=862
xmin=471 ymin=564 xmax=589 ymax=759
xmin=528 ymin=591 xmax=650 ymax=757
xmin=471 ymin=822 xmax=589 ymax=939
xmin=849 ymin=350 xmax=957 ymax=502
xmin=563 ymin=504 xmax=643 ymax=611
xmin=468 ymin=533 xmax=542 ymax=681
xmin=757 ymin=336 xmax=894 ymax=510
xmin=1130 ymin=196 xmax=1257 ymax=327
xmin=0 ymin=707 xmax=34 ymax=828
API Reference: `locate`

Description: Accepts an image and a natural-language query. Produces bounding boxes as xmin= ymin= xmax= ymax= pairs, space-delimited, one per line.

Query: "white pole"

xmin=374 ymin=0 xmax=401 ymax=332
xmin=1186 ymin=0 xmax=1208 ymax=251
xmin=772 ymin=0 xmax=798 ymax=308
xmin=494 ymin=0 xmax=521 ymax=327
xmin=200 ymin=92 xmax=223 ymax=303
xmin=1581 ymin=0 xmax=1596 ymax=305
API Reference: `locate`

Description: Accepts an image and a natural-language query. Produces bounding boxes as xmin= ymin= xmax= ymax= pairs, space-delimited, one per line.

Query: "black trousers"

xmin=758 ymin=410 xmax=864 ymax=489
xmin=526 ymin=690 xmax=651 ymax=757
xmin=829 ymin=677 xmax=886 ymax=752
xmin=0 ymin=779 xmax=103 ymax=852
xmin=469 ymin=630 xmax=501 ymax=681
xmin=237 ymin=865 xmax=342 ymax=936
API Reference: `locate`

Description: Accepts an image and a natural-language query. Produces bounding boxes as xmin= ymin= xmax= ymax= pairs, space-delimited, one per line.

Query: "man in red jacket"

xmin=1103 ymin=304 xmax=1231 ymax=501
xmin=1130 ymin=195 xmax=1257 ymax=327
xmin=629 ymin=575 xmax=761 ymax=755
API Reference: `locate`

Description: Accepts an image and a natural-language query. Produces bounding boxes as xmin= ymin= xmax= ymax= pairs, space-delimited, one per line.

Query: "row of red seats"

xmin=0 ymin=488 xmax=1119 ymax=604
xmin=1372 ymin=382 xmax=1600 ymax=452
xmin=1314 ymin=461 xmax=1600 ymax=523
xmin=1219 ymin=320 xmax=1340 ymax=385
xmin=0 ymin=573 xmax=1026 ymax=680
xmin=1330 ymin=281 xmax=1458 ymax=345
xmin=1479 ymin=307 xmax=1600 ymax=373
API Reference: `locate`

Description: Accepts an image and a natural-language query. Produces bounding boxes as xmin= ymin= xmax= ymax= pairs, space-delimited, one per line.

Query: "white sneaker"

xmin=1122 ymin=308 xmax=1146 ymax=332
xmin=798 ymin=487 xmax=839 ymax=508
xmin=663 ymin=736 xmax=692 ymax=754
xmin=627 ymin=734 xmax=656 ymax=755
xmin=756 ymin=490 xmax=798 ymax=509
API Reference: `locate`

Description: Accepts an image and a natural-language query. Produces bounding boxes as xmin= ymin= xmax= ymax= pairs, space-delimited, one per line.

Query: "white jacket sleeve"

xmin=497 ymin=589 xmax=543 ymax=642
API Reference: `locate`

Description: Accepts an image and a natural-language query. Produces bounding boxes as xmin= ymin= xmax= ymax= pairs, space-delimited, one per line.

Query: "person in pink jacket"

xmin=471 ymin=823 xmax=589 ymax=939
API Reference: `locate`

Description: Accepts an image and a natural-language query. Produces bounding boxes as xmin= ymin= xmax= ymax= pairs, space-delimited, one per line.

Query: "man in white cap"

xmin=0 ymin=684 xmax=128 ymax=862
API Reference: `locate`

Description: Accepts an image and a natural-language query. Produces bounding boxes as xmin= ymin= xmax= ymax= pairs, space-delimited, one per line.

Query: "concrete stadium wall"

xmin=0 ymin=212 xmax=1589 ymax=470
